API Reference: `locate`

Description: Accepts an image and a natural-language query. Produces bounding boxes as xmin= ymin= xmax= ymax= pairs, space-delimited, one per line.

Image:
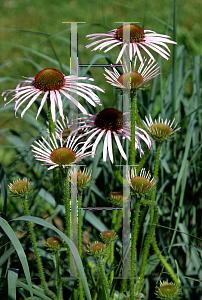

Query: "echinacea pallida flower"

xmin=31 ymin=133 xmax=92 ymax=170
xmin=2 ymin=68 xmax=104 ymax=122
xmin=104 ymin=57 xmax=160 ymax=94
xmin=86 ymin=23 xmax=177 ymax=63
xmin=143 ymin=114 xmax=180 ymax=142
xmin=73 ymin=108 xmax=152 ymax=163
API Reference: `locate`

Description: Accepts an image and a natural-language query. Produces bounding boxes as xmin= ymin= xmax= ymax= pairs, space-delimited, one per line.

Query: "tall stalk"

xmin=21 ymin=196 xmax=57 ymax=300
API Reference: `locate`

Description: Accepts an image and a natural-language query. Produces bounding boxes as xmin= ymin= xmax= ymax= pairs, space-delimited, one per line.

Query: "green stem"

xmin=55 ymin=251 xmax=62 ymax=300
xmin=114 ymin=210 xmax=123 ymax=233
xmin=21 ymin=196 xmax=57 ymax=300
xmin=152 ymin=235 xmax=180 ymax=287
xmin=60 ymin=168 xmax=71 ymax=266
xmin=135 ymin=199 xmax=159 ymax=294
xmin=151 ymin=142 xmax=162 ymax=203
xmin=78 ymin=190 xmax=83 ymax=257
xmin=110 ymin=210 xmax=117 ymax=284
xmin=98 ymin=257 xmax=110 ymax=300
xmin=78 ymin=190 xmax=84 ymax=300
xmin=130 ymin=198 xmax=140 ymax=299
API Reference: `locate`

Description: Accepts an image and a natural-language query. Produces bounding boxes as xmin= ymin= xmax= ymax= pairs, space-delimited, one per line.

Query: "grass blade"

xmin=0 ymin=217 xmax=33 ymax=299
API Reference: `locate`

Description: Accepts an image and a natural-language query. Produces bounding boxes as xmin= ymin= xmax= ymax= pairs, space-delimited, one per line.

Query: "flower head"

xmin=2 ymin=68 xmax=104 ymax=122
xmin=104 ymin=57 xmax=160 ymax=94
xmin=143 ymin=114 xmax=180 ymax=142
xmin=86 ymin=24 xmax=177 ymax=63
xmin=100 ymin=230 xmax=117 ymax=244
xmin=46 ymin=236 xmax=63 ymax=251
xmin=127 ymin=168 xmax=156 ymax=196
xmin=8 ymin=178 xmax=31 ymax=197
xmin=72 ymin=108 xmax=152 ymax=163
xmin=155 ymin=281 xmax=182 ymax=300
xmin=87 ymin=241 xmax=106 ymax=256
xmin=107 ymin=191 xmax=127 ymax=207
xmin=31 ymin=133 xmax=92 ymax=170
xmin=68 ymin=167 xmax=93 ymax=190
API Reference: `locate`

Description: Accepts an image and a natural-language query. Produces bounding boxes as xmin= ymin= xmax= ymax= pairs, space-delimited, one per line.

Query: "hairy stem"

xmin=152 ymin=235 xmax=180 ymax=287
xmin=60 ymin=168 xmax=71 ymax=267
xmin=98 ymin=257 xmax=110 ymax=300
xmin=130 ymin=198 xmax=140 ymax=299
xmin=22 ymin=196 xmax=57 ymax=300
xmin=78 ymin=190 xmax=84 ymax=300
xmin=135 ymin=199 xmax=158 ymax=294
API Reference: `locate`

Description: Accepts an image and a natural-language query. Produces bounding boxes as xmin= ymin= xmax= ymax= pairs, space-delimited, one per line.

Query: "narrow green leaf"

xmin=0 ymin=217 xmax=34 ymax=299
xmin=0 ymin=163 xmax=7 ymax=216
xmin=0 ymin=245 xmax=15 ymax=267
xmin=8 ymin=268 xmax=18 ymax=300
xmin=17 ymin=281 xmax=52 ymax=300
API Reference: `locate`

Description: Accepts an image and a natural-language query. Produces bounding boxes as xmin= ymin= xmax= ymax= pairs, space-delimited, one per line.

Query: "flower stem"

xmin=21 ymin=196 xmax=57 ymax=300
xmin=152 ymin=235 xmax=180 ymax=287
xmin=130 ymin=198 xmax=140 ymax=299
xmin=78 ymin=190 xmax=84 ymax=300
xmin=114 ymin=210 xmax=123 ymax=233
xmin=55 ymin=251 xmax=63 ymax=300
xmin=151 ymin=142 xmax=162 ymax=203
xmin=98 ymin=257 xmax=110 ymax=300
xmin=135 ymin=199 xmax=159 ymax=294
xmin=110 ymin=210 xmax=117 ymax=284
xmin=60 ymin=168 xmax=71 ymax=266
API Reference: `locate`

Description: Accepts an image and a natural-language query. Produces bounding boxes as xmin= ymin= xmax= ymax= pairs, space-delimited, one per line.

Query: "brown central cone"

xmin=94 ymin=108 xmax=125 ymax=132
xmin=50 ymin=147 xmax=76 ymax=165
xmin=34 ymin=68 xmax=65 ymax=91
xmin=118 ymin=71 xmax=144 ymax=89
xmin=115 ymin=24 xmax=145 ymax=43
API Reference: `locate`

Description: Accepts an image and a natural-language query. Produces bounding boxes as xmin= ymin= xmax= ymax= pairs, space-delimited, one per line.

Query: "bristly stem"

xmin=98 ymin=257 xmax=110 ymax=300
xmin=21 ymin=196 xmax=57 ymax=300
xmin=151 ymin=142 xmax=162 ymax=223
xmin=135 ymin=199 xmax=159 ymax=294
xmin=152 ymin=235 xmax=181 ymax=287
xmin=130 ymin=197 xmax=140 ymax=299
xmin=151 ymin=142 xmax=162 ymax=203
xmin=55 ymin=251 xmax=63 ymax=300
xmin=78 ymin=190 xmax=84 ymax=300
xmin=110 ymin=210 xmax=117 ymax=284
xmin=60 ymin=168 xmax=71 ymax=266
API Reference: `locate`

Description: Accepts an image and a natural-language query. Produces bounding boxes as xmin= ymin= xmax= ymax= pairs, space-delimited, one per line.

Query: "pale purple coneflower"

xmin=103 ymin=57 xmax=160 ymax=94
xmin=31 ymin=132 xmax=92 ymax=170
xmin=86 ymin=24 xmax=177 ymax=63
xmin=143 ymin=114 xmax=181 ymax=142
xmin=72 ymin=108 xmax=153 ymax=163
xmin=2 ymin=68 xmax=104 ymax=122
